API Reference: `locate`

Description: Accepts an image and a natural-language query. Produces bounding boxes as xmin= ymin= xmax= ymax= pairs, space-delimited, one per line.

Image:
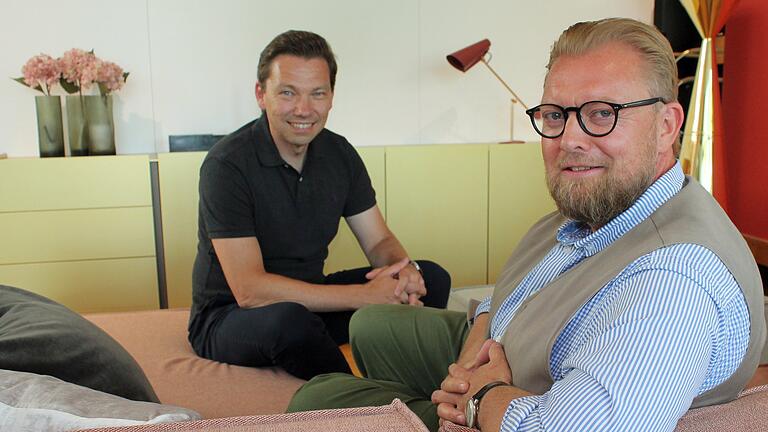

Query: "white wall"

xmin=0 ymin=0 xmax=653 ymax=157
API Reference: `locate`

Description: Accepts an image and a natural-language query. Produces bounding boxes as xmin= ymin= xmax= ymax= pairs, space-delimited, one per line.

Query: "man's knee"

xmin=287 ymin=373 xmax=359 ymax=413
xmin=417 ymin=260 xmax=451 ymax=308
xmin=265 ymin=302 xmax=328 ymax=350
xmin=349 ymin=304 xmax=425 ymax=357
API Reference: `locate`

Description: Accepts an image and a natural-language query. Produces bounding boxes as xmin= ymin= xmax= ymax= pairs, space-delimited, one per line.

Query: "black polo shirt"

xmin=189 ymin=116 xmax=376 ymax=335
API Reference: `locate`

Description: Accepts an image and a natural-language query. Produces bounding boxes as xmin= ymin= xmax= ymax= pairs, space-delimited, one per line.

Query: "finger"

xmin=470 ymin=338 xmax=495 ymax=368
xmin=431 ymin=389 xmax=463 ymax=406
xmin=398 ymin=290 xmax=409 ymax=304
xmin=365 ymin=267 xmax=384 ymax=280
xmin=488 ymin=341 xmax=507 ymax=364
xmin=447 ymin=362 xmax=472 ymax=381
xmin=441 ymin=376 xmax=469 ymax=394
xmin=408 ymin=293 xmax=422 ymax=306
xmin=436 ymin=402 xmax=466 ymax=426
xmin=403 ymin=277 xmax=427 ymax=297
xmin=394 ymin=275 xmax=408 ymax=299
xmin=379 ymin=257 xmax=410 ymax=277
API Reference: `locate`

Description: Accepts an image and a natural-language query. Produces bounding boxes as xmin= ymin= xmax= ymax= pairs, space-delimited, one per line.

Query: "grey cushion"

xmin=0 ymin=369 xmax=200 ymax=431
xmin=0 ymin=285 xmax=158 ymax=402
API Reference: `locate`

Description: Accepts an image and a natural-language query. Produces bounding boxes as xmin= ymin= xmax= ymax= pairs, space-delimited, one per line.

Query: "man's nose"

xmin=559 ymin=115 xmax=591 ymax=152
xmin=293 ymin=96 xmax=311 ymax=116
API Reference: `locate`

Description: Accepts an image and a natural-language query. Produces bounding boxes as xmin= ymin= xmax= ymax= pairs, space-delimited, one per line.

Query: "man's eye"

xmin=543 ymin=111 xmax=563 ymax=121
xmin=595 ymin=109 xmax=614 ymax=118
xmin=280 ymin=90 xmax=294 ymax=96
xmin=587 ymin=109 xmax=615 ymax=121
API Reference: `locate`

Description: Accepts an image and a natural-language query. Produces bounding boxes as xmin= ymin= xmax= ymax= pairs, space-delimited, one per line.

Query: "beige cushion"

xmin=77 ymin=399 xmax=427 ymax=432
xmin=84 ymin=309 xmax=305 ymax=419
xmin=0 ymin=369 xmax=199 ymax=431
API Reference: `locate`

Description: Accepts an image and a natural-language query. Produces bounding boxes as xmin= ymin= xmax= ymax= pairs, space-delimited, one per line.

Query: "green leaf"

xmin=122 ymin=72 xmax=129 ymax=83
xmin=98 ymin=82 xmax=109 ymax=96
xmin=12 ymin=76 xmax=43 ymax=93
xmin=59 ymin=78 xmax=79 ymax=94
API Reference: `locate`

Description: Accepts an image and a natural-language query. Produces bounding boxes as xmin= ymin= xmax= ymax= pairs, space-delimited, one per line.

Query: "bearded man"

xmin=285 ymin=18 xmax=765 ymax=432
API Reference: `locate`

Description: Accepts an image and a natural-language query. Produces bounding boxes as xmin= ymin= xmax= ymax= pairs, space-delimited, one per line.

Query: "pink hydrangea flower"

xmin=21 ymin=54 xmax=62 ymax=94
xmin=60 ymin=48 xmax=99 ymax=91
xmin=96 ymin=61 xmax=126 ymax=93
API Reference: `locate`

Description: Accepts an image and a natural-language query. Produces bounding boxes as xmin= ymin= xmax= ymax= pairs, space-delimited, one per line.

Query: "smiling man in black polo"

xmin=187 ymin=30 xmax=451 ymax=380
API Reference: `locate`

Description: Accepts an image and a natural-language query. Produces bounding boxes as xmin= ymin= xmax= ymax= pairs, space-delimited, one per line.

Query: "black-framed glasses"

xmin=525 ymin=97 xmax=665 ymax=139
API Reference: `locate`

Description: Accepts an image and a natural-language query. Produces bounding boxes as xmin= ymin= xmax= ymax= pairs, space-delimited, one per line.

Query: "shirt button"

xmin=299 ymin=177 xmax=303 ymax=182
xmin=283 ymin=164 xmax=289 ymax=168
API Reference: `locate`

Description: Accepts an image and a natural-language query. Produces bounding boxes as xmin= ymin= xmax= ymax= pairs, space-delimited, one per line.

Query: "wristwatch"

xmin=408 ymin=259 xmax=423 ymax=275
xmin=465 ymin=381 xmax=509 ymax=429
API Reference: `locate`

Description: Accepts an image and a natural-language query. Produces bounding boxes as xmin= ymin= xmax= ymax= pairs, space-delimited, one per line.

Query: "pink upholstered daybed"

xmin=84 ymin=308 xmax=768 ymax=431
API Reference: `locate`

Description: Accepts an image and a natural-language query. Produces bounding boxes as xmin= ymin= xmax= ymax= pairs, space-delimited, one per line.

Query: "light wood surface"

xmin=157 ymin=152 xmax=207 ymax=308
xmin=488 ymin=144 xmax=556 ymax=282
xmin=324 ymin=146 xmax=386 ymax=274
xmin=0 ymin=207 xmax=155 ymax=264
xmin=385 ymin=144 xmax=489 ymax=287
xmin=0 ymin=155 xmax=151 ymax=212
xmin=0 ymin=155 xmax=157 ymax=313
xmin=0 ymin=258 xmax=158 ymax=313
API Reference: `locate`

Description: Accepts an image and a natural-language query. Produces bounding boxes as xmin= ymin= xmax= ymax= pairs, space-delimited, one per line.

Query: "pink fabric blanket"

xmin=79 ymin=399 xmax=428 ymax=432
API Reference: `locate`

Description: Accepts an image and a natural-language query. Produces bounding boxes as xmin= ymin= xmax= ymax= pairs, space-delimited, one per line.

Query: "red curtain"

xmin=722 ymin=0 xmax=768 ymax=239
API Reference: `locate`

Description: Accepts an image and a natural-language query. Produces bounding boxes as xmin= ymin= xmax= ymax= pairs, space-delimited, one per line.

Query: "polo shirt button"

xmin=299 ymin=177 xmax=303 ymax=182
xmin=283 ymin=164 xmax=289 ymax=168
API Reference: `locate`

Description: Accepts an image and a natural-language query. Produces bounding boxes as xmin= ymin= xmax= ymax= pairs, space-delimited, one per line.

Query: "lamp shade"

xmin=447 ymin=39 xmax=491 ymax=72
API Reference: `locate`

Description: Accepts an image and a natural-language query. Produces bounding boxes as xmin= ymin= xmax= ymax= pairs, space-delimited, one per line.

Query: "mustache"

xmin=556 ymin=156 xmax=606 ymax=168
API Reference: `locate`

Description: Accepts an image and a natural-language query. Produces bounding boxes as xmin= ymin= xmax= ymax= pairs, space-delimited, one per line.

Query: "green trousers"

xmin=287 ymin=304 xmax=469 ymax=432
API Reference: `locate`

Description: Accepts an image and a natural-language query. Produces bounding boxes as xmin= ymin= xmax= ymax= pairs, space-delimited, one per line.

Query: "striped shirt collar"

xmin=556 ymin=161 xmax=684 ymax=256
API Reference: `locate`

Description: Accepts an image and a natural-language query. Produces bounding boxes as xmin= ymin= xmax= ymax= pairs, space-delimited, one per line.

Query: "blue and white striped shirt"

xmin=475 ymin=162 xmax=750 ymax=431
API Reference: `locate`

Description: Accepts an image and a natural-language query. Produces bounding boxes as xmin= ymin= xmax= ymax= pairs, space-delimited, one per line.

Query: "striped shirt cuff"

xmin=474 ymin=296 xmax=492 ymax=318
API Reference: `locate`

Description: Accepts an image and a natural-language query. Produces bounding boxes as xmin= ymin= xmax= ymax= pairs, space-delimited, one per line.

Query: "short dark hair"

xmin=257 ymin=30 xmax=338 ymax=90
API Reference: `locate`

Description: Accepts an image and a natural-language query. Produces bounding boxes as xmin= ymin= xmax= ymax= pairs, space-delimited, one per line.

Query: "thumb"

xmin=379 ymin=257 xmax=410 ymax=278
xmin=365 ymin=267 xmax=384 ymax=280
xmin=470 ymin=339 xmax=495 ymax=368
xmin=488 ymin=342 xmax=507 ymax=364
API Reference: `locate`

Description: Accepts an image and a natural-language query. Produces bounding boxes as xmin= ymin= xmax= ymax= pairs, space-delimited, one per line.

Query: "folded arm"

xmin=212 ymin=236 xmax=409 ymax=312
xmin=474 ymin=256 xmax=739 ymax=432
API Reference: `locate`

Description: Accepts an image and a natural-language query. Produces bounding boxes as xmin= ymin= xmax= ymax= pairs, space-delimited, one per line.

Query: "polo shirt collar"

xmin=251 ymin=115 xmax=284 ymax=167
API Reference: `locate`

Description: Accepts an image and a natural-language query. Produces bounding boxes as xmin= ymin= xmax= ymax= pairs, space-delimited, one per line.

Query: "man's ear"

xmin=658 ymin=100 xmax=685 ymax=152
xmin=255 ymin=82 xmax=266 ymax=110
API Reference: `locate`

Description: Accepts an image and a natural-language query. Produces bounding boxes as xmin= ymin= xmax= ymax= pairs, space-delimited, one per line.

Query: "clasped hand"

xmin=432 ymin=339 xmax=512 ymax=426
xmin=365 ymin=258 xmax=426 ymax=306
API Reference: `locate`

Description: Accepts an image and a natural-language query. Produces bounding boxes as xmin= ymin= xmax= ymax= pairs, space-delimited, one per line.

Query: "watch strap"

xmin=468 ymin=380 xmax=510 ymax=428
xmin=408 ymin=259 xmax=423 ymax=275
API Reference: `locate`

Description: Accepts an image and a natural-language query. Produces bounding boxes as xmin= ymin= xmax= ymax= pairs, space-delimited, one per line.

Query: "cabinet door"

xmin=0 ymin=155 xmax=158 ymax=312
xmin=324 ymin=146 xmax=386 ymax=274
xmin=386 ymin=144 xmax=489 ymax=287
xmin=488 ymin=144 xmax=556 ymax=282
xmin=157 ymin=152 xmax=207 ymax=308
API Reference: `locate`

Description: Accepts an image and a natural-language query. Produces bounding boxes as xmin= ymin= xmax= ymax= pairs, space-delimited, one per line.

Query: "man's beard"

xmin=546 ymin=141 xmax=658 ymax=230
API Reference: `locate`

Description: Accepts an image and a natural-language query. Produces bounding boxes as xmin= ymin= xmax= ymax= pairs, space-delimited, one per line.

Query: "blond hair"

xmin=546 ymin=18 xmax=680 ymax=154
xmin=546 ymin=18 xmax=678 ymax=103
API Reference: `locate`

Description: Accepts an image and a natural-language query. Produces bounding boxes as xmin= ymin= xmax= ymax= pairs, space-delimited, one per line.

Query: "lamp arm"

xmin=480 ymin=59 xmax=529 ymax=110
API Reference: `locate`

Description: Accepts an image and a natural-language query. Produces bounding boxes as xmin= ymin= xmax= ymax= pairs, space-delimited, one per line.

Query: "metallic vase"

xmin=679 ymin=37 xmax=715 ymax=192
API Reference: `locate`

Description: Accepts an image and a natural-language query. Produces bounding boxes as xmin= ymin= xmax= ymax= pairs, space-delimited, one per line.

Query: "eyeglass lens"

xmin=532 ymin=102 xmax=617 ymax=138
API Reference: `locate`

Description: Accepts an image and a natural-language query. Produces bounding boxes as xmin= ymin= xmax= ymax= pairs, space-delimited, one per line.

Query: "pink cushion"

xmin=439 ymin=385 xmax=768 ymax=432
xmin=84 ymin=309 xmax=304 ymax=419
xmin=77 ymin=399 xmax=428 ymax=432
